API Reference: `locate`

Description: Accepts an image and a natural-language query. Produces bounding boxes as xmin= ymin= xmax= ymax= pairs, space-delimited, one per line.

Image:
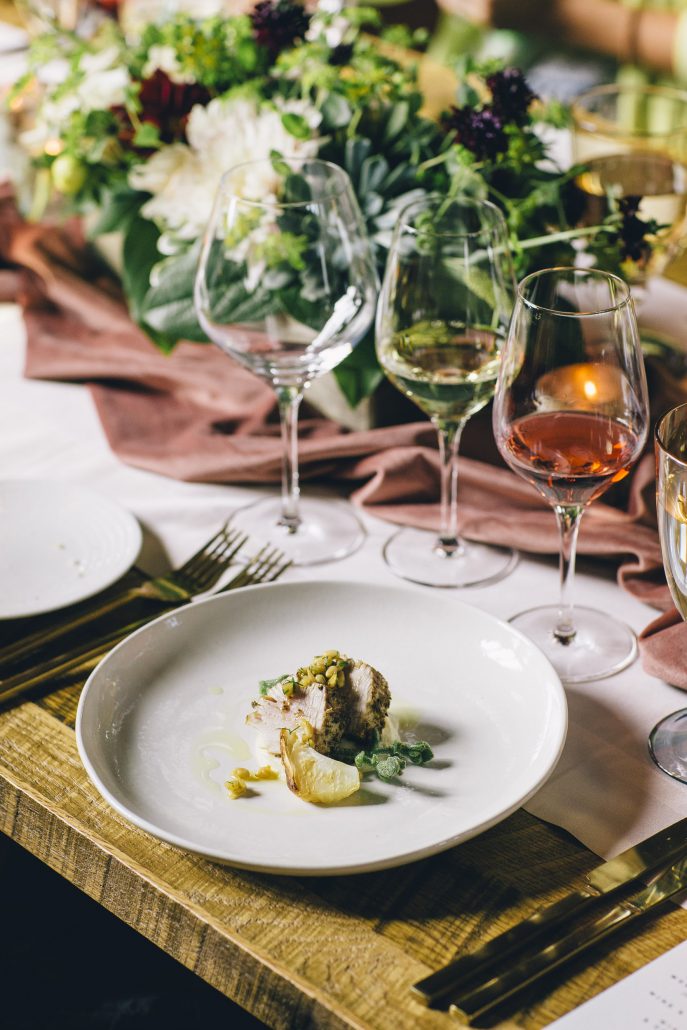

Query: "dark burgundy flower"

xmin=114 ymin=70 xmax=211 ymax=148
xmin=617 ymin=195 xmax=652 ymax=264
xmin=251 ymin=0 xmax=311 ymax=58
xmin=443 ymin=105 xmax=508 ymax=161
xmin=486 ymin=67 xmax=537 ymax=125
xmin=330 ymin=42 xmax=354 ymax=66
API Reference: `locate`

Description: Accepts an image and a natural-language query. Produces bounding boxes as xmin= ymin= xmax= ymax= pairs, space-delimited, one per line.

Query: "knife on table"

xmin=412 ymin=817 xmax=687 ymax=1007
xmin=448 ymin=852 xmax=687 ymax=1025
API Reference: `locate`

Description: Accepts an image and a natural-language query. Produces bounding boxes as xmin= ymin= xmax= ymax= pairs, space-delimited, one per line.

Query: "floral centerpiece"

xmin=11 ymin=0 xmax=657 ymax=410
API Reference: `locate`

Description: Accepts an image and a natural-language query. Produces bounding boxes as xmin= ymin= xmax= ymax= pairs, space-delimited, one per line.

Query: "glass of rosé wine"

xmin=492 ymin=267 xmax=649 ymax=683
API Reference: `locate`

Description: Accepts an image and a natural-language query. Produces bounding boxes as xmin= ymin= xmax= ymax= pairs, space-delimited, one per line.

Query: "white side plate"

xmin=77 ymin=580 xmax=567 ymax=876
xmin=0 ymin=479 xmax=142 ymax=618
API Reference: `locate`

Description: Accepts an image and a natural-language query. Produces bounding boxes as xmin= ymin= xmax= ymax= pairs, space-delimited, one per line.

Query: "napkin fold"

xmin=2 ymin=183 xmax=686 ymax=688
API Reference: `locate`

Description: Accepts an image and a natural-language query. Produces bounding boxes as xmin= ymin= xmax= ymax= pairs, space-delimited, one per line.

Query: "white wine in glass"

xmin=651 ymin=402 xmax=687 ymax=782
xmin=375 ymin=194 xmax=517 ymax=588
xmin=572 ymin=84 xmax=687 ymax=290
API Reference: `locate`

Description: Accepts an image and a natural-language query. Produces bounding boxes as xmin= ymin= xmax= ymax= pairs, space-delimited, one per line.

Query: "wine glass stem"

xmin=276 ymin=386 xmax=303 ymax=533
xmin=554 ymin=504 xmax=583 ymax=644
xmin=434 ymin=420 xmax=464 ymax=557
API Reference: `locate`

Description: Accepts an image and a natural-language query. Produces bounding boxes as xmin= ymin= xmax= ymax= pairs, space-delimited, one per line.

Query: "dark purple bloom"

xmin=251 ymin=0 xmax=311 ymax=58
xmin=443 ymin=105 xmax=508 ymax=161
xmin=617 ymin=196 xmax=652 ymax=264
xmin=330 ymin=42 xmax=354 ymax=66
xmin=486 ymin=68 xmax=537 ymax=125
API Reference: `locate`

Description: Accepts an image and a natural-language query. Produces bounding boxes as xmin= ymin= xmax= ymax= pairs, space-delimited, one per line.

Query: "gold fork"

xmin=0 ymin=523 xmax=247 ymax=670
xmin=0 ymin=544 xmax=292 ymax=705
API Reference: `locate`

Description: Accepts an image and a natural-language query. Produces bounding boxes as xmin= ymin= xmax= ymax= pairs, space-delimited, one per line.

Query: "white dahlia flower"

xmin=129 ymin=95 xmax=321 ymax=245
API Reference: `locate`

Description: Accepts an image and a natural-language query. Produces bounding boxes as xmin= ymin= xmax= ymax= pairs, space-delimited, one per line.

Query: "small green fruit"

xmin=51 ymin=153 xmax=87 ymax=195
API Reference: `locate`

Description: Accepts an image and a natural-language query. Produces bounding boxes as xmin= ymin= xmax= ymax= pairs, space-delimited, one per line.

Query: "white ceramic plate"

xmin=76 ymin=581 xmax=567 ymax=876
xmin=0 ymin=479 xmax=142 ymax=618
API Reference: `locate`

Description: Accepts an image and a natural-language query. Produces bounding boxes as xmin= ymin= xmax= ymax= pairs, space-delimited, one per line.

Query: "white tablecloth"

xmin=1 ymin=301 xmax=686 ymax=867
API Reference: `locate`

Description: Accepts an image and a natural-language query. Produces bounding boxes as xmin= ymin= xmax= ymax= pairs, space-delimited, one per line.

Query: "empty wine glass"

xmin=651 ymin=403 xmax=687 ymax=782
xmin=375 ymin=194 xmax=518 ymax=588
xmin=195 ymin=157 xmax=377 ymax=565
xmin=493 ymin=267 xmax=649 ymax=683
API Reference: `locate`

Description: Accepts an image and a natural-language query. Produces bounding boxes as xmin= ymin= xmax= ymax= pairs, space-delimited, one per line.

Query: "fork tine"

xmin=220 ymin=545 xmax=289 ymax=592
xmin=265 ymin=558 xmax=293 ymax=582
xmin=178 ymin=530 xmax=248 ymax=591
xmin=249 ymin=550 xmax=289 ymax=583
xmin=175 ymin=523 xmax=236 ymax=576
xmin=228 ymin=544 xmax=274 ymax=586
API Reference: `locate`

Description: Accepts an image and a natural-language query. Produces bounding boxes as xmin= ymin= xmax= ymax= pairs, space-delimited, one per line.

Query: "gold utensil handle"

xmin=411 ymin=889 xmax=597 ymax=1006
xmin=448 ymin=855 xmax=687 ymax=1025
xmin=0 ymin=586 xmax=146 ymax=670
xmin=413 ymin=816 xmax=687 ymax=1007
xmin=0 ymin=613 xmax=161 ymax=704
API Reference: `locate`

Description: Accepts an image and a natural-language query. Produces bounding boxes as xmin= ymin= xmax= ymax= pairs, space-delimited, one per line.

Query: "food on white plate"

xmin=224 ymin=764 xmax=279 ymax=800
xmin=245 ymin=651 xmax=390 ymax=756
xmin=243 ymin=651 xmax=433 ymax=805
xmin=280 ymin=720 xmax=361 ymax=803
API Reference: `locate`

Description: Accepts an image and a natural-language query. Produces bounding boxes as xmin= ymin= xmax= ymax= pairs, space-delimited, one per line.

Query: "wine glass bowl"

xmin=650 ymin=402 xmax=687 ymax=782
xmin=571 ymin=83 xmax=687 ymax=289
xmin=375 ymin=194 xmax=518 ymax=588
xmin=195 ymin=157 xmax=378 ymax=565
xmin=493 ymin=267 xmax=650 ymax=683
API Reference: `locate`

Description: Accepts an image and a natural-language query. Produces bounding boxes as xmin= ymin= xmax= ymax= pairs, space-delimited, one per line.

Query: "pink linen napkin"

xmin=1 ymin=185 xmax=684 ymax=686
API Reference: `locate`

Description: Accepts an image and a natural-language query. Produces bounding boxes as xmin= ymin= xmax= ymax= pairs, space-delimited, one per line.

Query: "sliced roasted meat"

xmin=346 ymin=659 xmax=391 ymax=744
xmin=246 ymin=679 xmax=349 ymax=756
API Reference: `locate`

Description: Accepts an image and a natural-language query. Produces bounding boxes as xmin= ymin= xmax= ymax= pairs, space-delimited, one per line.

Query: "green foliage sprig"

xmin=12 ymin=3 xmax=651 ymax=408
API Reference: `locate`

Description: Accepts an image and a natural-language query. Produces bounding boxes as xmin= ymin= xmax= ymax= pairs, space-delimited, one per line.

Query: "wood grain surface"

xmin=0 ymin=656 xmax=685 ymax=1030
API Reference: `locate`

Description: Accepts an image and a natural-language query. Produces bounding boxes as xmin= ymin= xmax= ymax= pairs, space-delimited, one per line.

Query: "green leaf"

xmin=393 ymin=740 xmax=434 ymax=765
xmin=143 ymin=295 xmax=206 ymax=342
xmin=359 ymin=155 xmax=389 ymax=197
xmin=270 ymin=150 xmax=292 ymax=178
xmin=281 ymin=112 xmax=311 ymax=141
xmin=133 ymin=121 xmax=162 ymax=149
xmin=259 ymin=675 xmax=289 ymax=696
xmin=121 ymin=215 xmax=161 ymax=323
xmin=333 ymin=328 xmax=384 ymax=407
xmin=384 ymin=101 xmax=410 ymax=142
xmin=136 ymin=242 xmax=206 ymax=342
xmin=354 ymin=750 xmax=375 ymax=772
xmin=87 ymin=188 xmax=147 ymax=237
xmin=374 ymin=754 xmax=406 ymax=782
xmin=343 ymin=137 xmax=372 ymax=186
xmin=320 ymin=92 xmax=352 ymax=130
xmin=276 ymin=286 xmax=325 ymax=331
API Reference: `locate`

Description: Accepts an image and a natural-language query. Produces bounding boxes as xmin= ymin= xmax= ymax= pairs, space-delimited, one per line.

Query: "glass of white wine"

xmin=375 ymin=194 xmax=517 ymax=588
xmin=652 ymin=402 xmax=687 ymax=783
xmin=571 ymin=83 xmax=687 ymax=331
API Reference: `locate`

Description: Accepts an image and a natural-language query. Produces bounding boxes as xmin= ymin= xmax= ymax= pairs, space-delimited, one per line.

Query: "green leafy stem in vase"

xmin=12 ymin=1 xmax=661 ymax=408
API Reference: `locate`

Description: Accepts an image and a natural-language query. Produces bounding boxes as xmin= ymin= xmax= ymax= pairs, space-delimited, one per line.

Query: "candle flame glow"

xmin=583 ymin=379 xmax=598 ymax=400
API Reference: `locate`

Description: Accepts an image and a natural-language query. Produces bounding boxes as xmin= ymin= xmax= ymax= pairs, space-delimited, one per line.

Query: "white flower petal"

xmin=130 ymin=95 xmax=321 ymax=242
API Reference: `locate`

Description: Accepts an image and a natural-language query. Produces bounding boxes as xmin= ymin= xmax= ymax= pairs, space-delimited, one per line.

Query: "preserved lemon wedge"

xmin=280 ymin=721 xmax=360 ymax=804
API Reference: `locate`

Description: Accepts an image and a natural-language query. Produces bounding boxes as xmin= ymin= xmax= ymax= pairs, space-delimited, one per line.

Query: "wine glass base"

xmin=648 ymin=709 xmax=687 ymax=783
xmin=509 ymin=605 xmax=637 ymax=684
xmin=382 ymin=527 xmax=518 ymax=588
xmin=228 ymin=496 xmax=365 ymax=567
